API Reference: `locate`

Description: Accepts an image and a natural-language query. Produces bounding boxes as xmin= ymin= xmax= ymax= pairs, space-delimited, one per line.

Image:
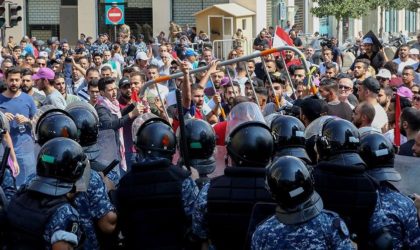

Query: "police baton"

xmin=175 ymin=89 xmax=191 ymax=172
xmin=0 ymin=146 xmax=10 ymax=183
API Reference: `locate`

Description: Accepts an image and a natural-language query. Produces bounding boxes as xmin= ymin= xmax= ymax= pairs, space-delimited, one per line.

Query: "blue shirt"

xmin=0 ymin=92 xmax=37 ymax=146
xmin=251 ymin=212 xmax=354 ymax=250
xmin=369 ymin=185 xmax=420 ymax=249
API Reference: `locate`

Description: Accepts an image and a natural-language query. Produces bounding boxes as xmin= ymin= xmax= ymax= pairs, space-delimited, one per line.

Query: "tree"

xmin=311 ymin=0 xmax=372 ymax=42
xmin=369 ymin=0 xmax=410 ymax=37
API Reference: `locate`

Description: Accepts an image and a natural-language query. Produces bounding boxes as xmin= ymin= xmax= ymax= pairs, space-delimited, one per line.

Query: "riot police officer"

xmin=179 ymin=118 xmax=216 ymax=189
xmin=116 ymin=114 xmax=199 ymax=249
xmin=193 ymin=102 xmax=274 ymax=250
xmin=252 ymin=156 xmax=353 ymax=249
xmin=7 ymin=138 xmax=85 ymax=249
xmin=66 ymin=101 xmax=119 ymax=185
xmin=34 ymin=105 xmax=117 ymax=250
xmin=359 ymin=133 xmax=420 ymax=248
xmin=312 ymin=117 xmax=379 ymax=248
xmin=35 ymin=108 xmax=79 ymax=146
xmin=270 ymin=115 xmax=311 ymax=164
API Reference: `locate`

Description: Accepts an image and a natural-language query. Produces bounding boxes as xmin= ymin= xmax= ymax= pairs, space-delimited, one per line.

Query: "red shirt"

xmin=213 ymin=121 xmax=227 ymax=146
xmin=172 ymin=107 xmax=204 ymax=132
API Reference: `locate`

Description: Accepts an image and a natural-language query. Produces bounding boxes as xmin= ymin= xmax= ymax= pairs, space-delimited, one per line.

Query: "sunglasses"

xmin=412 ymin=90 xmax=419 ymax=95
xmin=338 ymin=85 xmax=351 ymax=90
xmin=413 ymin=95 xmax=420 ymax=101
xmin=376 ymin=77 xmax=388 ymax=81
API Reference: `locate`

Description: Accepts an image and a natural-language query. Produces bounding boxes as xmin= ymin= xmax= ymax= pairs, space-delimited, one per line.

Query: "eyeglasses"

xmin=413 ymin=95 xmax=420 ymax=101
xmin=338 ymin=85 xmax=351 ymax=90
xmin=412 ymin=90 xmax=419 ymax=95
xmin=376 ymin=77 xmax=388 ymax=81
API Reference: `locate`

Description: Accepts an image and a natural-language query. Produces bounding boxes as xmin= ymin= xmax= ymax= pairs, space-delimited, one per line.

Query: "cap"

xmin=77 ymin=39 xmax=85 ymax=45
xmin=136 ymin=51 xmax=148 ymax=61
xmin=363 ymin=37 xmax=373 ymax=44
xmin=362 ymin=77 xmax=380 ymax=94
xmin=198 ymin=60 xmax=207 ymax=67
xmin=185 ymin=48 xmax=197 ymax=57
xmin=32 ymin=67 xmax=55 ymax=80
xmin=119 ymin=77 xmax=130 ymax=88
xmin=397 ymin=86 xmax=413 ymax=100
xmin=389 ymin=77 xmax=403 ymax=87
xmin=130 ymin=34 xmax=136 ymax=39
xmin=138 ymin=34 xmax=144 ymax=39
xmin=409 ymin=48 xmax=419 ymax=55
xmin=376 ymin=68 xmax=391 ymax=80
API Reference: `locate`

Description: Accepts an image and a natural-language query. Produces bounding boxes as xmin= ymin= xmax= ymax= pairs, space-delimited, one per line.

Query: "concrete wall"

xmin=77 ymin=0 xmax=97 ymax=39
xmin=235 ymin=16 xmax=253 ymax=40
xmin=231 ymin=0 xmax=265 ymax=36
xmin=152 ymin=0 xmax=171 ymax=36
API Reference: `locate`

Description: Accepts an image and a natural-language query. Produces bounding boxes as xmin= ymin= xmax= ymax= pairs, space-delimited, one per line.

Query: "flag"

xmin=131 ymin=89 xmax=140 ymax=102
xmin=273 ymin=26 xmax=294 ymax=48
xmin=394 ymin=94 xmax=401 ymax=146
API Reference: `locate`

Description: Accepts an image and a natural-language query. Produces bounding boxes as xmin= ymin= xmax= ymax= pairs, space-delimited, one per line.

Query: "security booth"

xmin=194 ymin=3 xmax=255 ymax=59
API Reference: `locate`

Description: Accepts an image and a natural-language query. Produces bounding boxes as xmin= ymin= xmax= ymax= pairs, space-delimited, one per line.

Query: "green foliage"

xmin=369 ymin=0 xmax=410 ymax=10
xmin=311 ymin=0 xmax=372 ymax=19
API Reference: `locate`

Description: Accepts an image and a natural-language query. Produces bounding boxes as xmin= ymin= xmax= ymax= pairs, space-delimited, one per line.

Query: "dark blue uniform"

xmin=369 ymin=186 xmax=420 ymax=249
xmin=251 ymin=211 xmax=354 ymax=250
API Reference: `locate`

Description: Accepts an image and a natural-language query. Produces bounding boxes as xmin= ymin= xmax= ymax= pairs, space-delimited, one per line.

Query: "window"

xmin=385 ymin=9 xmax=398 ymax=33
xmin=242 ymin=19 xmax=246 ymax=30
xmin=405 ymin=10 xmax=417 ymax=33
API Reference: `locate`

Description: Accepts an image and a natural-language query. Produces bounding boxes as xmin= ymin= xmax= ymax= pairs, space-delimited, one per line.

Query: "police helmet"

xmin=226 ymin=121 xmax=273 ymax=167
xmin=66 ymin=102 xmax=99 ymax=147
xmin=134 ymin=117 xmax=176 ymax=159
xmin=35 ymin=109 xmax=79 ymax=146
xmin=180 ymin=119 xmax=216 ymax=160
xmin=29 ymin=137 xmax=87 ymax=196
xmin=359 ymin=132 xmax=401 ymax=182
xmin=316 ymin=118 xmax=361 ymax=160
xmin=271 ymin=115 xmax=306 ymax=148
xmin=266 ymin=156 xmax=323 ymax=223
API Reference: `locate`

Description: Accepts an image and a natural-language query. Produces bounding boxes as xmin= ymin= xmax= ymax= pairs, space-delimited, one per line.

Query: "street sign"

xmin=105 ymin=5 xmax=124 ymax=25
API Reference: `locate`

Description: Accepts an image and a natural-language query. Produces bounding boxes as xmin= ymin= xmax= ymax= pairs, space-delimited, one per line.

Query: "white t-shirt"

xmin=392 ymin=58 xmax=418 ymax=74
xmin=371 ymin=103 xmax=388 ymax=131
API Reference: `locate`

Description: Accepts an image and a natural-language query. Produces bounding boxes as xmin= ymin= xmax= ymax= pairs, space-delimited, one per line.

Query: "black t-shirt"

xmin=293 ymin=37 xmax=303 ymax=47
xmin=327 ymin=102 xmax=353 ymax=121
xmin=398 ymin=139 xmax=415 ymax=156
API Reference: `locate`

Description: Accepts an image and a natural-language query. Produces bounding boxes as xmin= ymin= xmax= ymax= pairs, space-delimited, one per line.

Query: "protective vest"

xmin=116 ymin=158 xmax=190 ymax=250
xmin=313 ymin=161 xmax=378 ymax=249
xmin=207 ymin=167 xmax=272 ymax=250
xmin=6 ymin=189 xmax=68 ymax=250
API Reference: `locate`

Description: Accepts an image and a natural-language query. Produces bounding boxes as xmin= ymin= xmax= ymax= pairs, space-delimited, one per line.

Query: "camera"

xmin=320 ymin=39 xmax=333 ymax=48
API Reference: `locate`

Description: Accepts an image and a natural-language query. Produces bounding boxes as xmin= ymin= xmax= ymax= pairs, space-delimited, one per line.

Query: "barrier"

xmin=212 ymin=39 xmax=251 ymax=60
xmin=139 ymin=46 xmax=312 ymax=121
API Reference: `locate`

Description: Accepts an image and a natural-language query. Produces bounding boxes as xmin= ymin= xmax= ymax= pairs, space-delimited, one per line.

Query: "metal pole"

xmin=209 ymin=77 xmax=227 ymax=119
xmin=260 ymin=58 xmax=280 ymax=109
xmin=139 ymin=46 xmax=310 ymax=96
xmin=244 ymin=63 xmax=259 ymax=106
xmin=225 ymin=66 xmax=237 ymax=99
xmin=278 ymin=53 xmax=297 ymax=99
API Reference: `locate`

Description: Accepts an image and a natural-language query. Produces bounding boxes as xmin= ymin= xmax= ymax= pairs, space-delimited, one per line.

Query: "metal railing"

xmin=139 ymin=46 xmax=313 ymax=122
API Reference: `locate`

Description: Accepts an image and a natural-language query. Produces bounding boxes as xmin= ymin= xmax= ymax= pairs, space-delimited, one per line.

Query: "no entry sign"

xmin=105 ymin=5 xmax=124 ymax=25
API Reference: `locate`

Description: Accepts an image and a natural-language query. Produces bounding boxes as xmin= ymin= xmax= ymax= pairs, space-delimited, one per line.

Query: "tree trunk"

xmin=336 ymin=16 xmax=341 ymax=44
xmin=379 ymin=6 xmax=384 ymax=38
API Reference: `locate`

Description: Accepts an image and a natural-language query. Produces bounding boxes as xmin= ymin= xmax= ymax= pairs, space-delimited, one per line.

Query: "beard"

xmin=8 ymin=85 xmax=20 ymax=93
xmin=121 ymin=92 xmax=131 ymax=100
xmin=21 ymin=85 xmax=32 ymax=93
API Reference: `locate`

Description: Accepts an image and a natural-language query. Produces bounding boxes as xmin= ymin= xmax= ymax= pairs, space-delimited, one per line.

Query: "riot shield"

xmin=304 ymin=115 xmax=335 ymax=140
xmin=225 ymin=102 xmax=265 ymax=142
xmin=393 ymin=155 xmax=420 ymax=195
xmin=97 ymin=129 xmax=120 ymax=164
